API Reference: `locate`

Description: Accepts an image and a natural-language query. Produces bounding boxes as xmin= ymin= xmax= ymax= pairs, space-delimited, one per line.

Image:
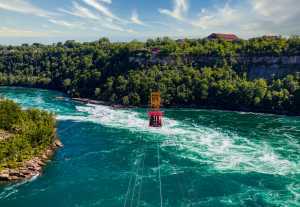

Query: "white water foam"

xmin=57 ymin=104 xmax=300 ymax=176
xmin=287 ymin=183 xmax=300 ymax=205
xmin=0 ymin=174 xmax=39 ymax=200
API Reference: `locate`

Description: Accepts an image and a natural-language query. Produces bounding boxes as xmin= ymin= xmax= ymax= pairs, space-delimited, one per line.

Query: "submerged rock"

xmin=54 ymin=139 xmax=63 ymax=148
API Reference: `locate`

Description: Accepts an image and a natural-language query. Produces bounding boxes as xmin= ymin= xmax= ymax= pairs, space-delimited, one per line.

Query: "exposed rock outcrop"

xmin=129 ymin=54 xmax=300 ymax=79
xmin=0 ymin=130 xmax=13 ymax=141
xmin=0 ymin=138 xmax=63 ymax=182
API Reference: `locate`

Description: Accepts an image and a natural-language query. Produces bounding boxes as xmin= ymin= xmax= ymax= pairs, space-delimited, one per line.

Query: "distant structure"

xmin=151 ymin=48 xmax=161 ymax=55
xmin=262 ymin=35 xmax=281 ymax=39
xmin=176 ymin=39 xmax=185 ymax=44
xmin=207 ymin=33 xmax=239 ymax=41
xmin=250 ymin=35 xmax=282 ymax=40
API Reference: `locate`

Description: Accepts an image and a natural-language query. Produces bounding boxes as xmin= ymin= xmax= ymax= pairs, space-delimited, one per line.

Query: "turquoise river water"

xmin=0 ymin=87 xmax=299 ymax=207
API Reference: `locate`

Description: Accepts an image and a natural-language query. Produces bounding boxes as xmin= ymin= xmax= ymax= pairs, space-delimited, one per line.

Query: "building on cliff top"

xmin=207 ymin=33 xmax=239 ymax=41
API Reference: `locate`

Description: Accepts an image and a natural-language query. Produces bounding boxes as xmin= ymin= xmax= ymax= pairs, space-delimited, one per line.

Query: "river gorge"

xmin=0 ymin=87 xmax=299 ymax=206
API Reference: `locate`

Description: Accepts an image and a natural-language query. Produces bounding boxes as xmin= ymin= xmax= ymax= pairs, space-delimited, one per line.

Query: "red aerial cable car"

xmin=148 ymin=92 xmax=163 ymax=127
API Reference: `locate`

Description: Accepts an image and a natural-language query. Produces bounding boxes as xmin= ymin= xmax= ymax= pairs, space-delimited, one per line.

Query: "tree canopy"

xmin=0 ymin=36 xmax=299 ymax=115
xmin=0 ymin=99 xmax=56 ymax=169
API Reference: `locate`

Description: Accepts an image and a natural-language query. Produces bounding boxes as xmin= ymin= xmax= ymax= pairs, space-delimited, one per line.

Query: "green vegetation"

xmin=0 ymin=36 xmax=299 ymax=114
xmin=0 ymin=99 xmax=56 ymax=170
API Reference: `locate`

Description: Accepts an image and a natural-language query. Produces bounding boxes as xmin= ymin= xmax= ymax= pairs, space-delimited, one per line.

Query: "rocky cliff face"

xmin=248 ymin=65 xmax=299 ymax=79
xmin=242 ymin=56 xmax=300 ymax=79
xmin=129 ymin=54 xmax=300 ymax=79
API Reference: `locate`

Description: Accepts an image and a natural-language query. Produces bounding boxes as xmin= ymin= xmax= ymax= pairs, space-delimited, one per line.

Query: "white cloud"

xmin=48 ymin=19 xmax=85 ymax=29
xmin=252 ymin=0 xmax=300 ymax=23
xmin=187 ymin=0 xmax=300 ymax=38
xmin=99 ymin=0 xmax=111 ymax=4
xmin=82 ymin=0 xmax=121 ymax=22
xmin=58 ymin=1 xmax=135 ymax=33
xmin=1 ymin=0 xmax=299 ymax=41
xmin=192 ymin=3 xmax=240 ymax=29
xmin=103 ymin=22 xmax=128 ymax=32
xmin=92 ymin=19 xmax=136 ymax=33
xmin=0 ymin=0 xmax=54 ymax=17
xmin=0 ymin=26 xmax=61 ymax=37
xmin=159 ymin=0 xmax=188 ymax=20
xmin=130 ymin=10 xmax=146 ymax=26
xmin=58 ymin=2 xmax=99 ymax=20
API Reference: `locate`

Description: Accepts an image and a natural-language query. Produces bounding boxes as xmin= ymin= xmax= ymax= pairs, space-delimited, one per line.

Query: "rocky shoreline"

xmin=0 ymin=139 xmax=63 ymax=182
xmin=70 ymin=96 xmax=300 ymax=116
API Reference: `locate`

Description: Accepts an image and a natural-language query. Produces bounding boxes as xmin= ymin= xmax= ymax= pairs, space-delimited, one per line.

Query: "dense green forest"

xmin=0 ymin=99 xmax=56 ymax=169
xmin=0 ymin=36 xmax=299 ymax=114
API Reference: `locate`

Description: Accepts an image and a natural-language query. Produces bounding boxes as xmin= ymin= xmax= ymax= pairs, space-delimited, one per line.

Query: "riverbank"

xmin=0 ymin=138 xmax=63 ymax=182
xmin=71 ymin=96 xmax=300 ymax=117
xmin=1 ymin=86 xmax=298 ymax=116
xmin=0 ymin=99 xmax=62 ymax=182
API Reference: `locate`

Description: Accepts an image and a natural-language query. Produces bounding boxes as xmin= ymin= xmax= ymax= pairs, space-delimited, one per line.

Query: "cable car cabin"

xmin=148 ymin=111 xmax=163 ymax=127
xmin=148 ymin=92 xmax=163 ymax=127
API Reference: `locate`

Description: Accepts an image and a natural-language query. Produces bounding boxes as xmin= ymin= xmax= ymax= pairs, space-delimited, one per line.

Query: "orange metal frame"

xmin=148 ymin=92 xmax=163 ymax=127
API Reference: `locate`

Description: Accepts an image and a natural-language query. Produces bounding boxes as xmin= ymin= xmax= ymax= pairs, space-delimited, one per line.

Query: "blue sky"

xmin=0 ymin=0 xmax=300 ymax=45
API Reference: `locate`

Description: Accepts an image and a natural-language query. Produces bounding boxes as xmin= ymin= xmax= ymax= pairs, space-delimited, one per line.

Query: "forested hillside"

xmin=0 ymin=37 xmax=299 ymax=114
